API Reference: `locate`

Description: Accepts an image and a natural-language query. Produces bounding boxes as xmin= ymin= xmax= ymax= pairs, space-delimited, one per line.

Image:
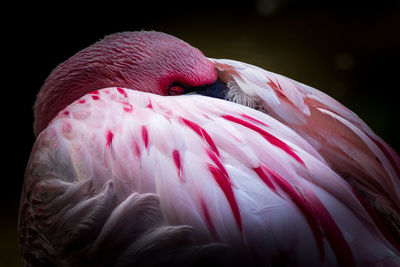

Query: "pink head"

xmin=33 ymin=31 xmax=217 ymax=136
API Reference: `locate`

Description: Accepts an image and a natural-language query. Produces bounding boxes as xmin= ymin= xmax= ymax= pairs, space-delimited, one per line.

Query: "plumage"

xmin=212 ymin=58 xmax=400 ymax=241
xmin=19 ymin=31 xmax=400 ymax=266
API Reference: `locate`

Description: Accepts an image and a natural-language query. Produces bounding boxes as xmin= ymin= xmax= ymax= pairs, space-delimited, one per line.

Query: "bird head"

xmin=33 ymin=31 xmax=227 ymax=136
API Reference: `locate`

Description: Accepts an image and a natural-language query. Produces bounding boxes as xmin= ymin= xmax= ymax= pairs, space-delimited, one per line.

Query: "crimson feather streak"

xmin=21 ymin=88 xmax=400 ymax=266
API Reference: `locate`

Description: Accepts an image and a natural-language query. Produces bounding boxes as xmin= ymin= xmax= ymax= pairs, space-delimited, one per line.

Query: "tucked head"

xmin=33 ymin=31 xmax=220 ymax=136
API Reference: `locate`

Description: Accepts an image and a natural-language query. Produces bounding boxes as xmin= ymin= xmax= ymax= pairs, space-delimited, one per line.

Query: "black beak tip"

xmin=196 ymin=78 xmax=228 ymax=100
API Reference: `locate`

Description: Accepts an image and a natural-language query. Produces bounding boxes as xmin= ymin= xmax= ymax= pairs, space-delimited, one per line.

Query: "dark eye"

xmin=167 ymin=85 xmax=185 ymax=95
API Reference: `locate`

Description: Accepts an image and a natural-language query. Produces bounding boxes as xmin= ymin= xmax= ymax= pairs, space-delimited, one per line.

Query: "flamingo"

xmin=19 ymin=31 xmax=400 ymax=266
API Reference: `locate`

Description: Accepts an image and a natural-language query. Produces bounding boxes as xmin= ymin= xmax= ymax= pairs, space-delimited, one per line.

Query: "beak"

xmin=189 ymin=58 xmax=243 ymax=100
xmin=184 ymin=59 xmax=235 ymax=100
xmin=193 ymin=78 xmax=228 ymax=100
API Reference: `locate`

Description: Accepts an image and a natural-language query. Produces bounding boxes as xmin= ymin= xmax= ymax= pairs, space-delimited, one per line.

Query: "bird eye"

xmin=167 ymin=85 xmax=185 ymax=95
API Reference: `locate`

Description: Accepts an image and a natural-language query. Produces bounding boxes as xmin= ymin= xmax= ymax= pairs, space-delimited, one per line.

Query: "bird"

xmin=18 ymin=31 xmax=400 ymax=266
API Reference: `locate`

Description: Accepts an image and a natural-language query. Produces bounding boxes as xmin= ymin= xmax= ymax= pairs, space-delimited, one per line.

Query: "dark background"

xmin=4 ymin=0 xmax=400 ymax=265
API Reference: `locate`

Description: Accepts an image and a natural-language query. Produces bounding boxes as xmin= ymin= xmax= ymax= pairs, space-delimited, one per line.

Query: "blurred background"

xmin=4 ymin=0 xmax=400 ymax=265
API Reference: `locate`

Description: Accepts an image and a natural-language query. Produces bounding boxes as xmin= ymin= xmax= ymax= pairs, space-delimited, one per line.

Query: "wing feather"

xmin=212 ymin=58 xmax=400 ymax=243
xmin=19 ymin=87 xmax=400 ymax=266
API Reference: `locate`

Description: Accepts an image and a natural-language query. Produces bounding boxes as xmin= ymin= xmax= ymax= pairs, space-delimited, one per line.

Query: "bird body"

xmin=213 ymin=59 xmax=400 ymax=236
xmin=19 ymin=31 xmax=400 ymax=266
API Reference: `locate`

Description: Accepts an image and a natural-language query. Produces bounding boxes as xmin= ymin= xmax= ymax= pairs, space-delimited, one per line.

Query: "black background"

xmin=3 ymin=1 xmax=400 ymax=265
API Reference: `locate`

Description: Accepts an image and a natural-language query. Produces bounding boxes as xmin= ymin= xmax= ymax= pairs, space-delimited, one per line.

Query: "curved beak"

xmin=192 ymin=78 xmax=228 ymax=100
xmin=186 ymin=58 xmax=242 ymax=100
xmin=185 ymin=58 xmax=238 ymax=100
